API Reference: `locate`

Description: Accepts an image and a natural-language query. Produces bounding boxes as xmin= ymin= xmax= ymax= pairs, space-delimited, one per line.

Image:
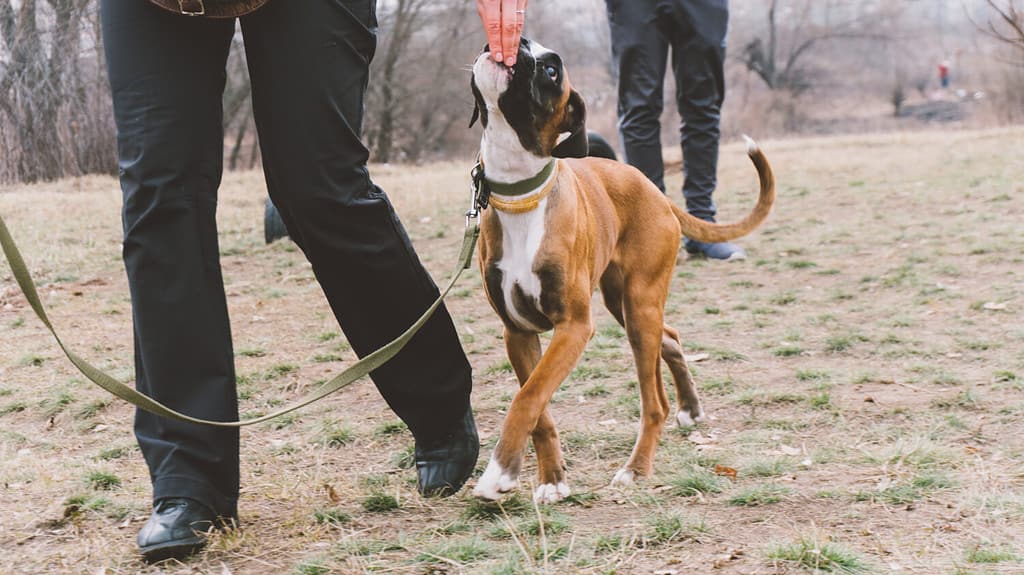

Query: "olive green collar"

xmin=484 ymin=160 xmax=557 ymax=197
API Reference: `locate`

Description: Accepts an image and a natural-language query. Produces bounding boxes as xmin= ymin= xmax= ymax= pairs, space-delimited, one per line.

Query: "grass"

xmin=728 ymin=483 xmax=791 ymax=506
xmin=644 ymin=511 xmax=708 ymax=546
xmin=767 ymin=537 xmax=870 ymax=573
xmin=964 ymin=545 xmax=1018 ymax=564
xmin=668 ymin=468 xmax=726 ymax=497
xmin=361 ymin=493 xmax=400 ymax=512
xmin=3 ymin=128 xmax=1023 ymax=573
xmin=418 ymin=536 xmax=494 ymax=564
xmin=85 ymin=471 xmax=121 ymax=491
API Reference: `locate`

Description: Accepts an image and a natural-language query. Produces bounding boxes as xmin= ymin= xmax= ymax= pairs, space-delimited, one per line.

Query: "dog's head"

xmin=470 ymin=38 xmax=588 ymax=158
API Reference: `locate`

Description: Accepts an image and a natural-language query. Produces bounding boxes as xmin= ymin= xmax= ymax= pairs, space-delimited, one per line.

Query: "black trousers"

xmin=607 ymin=0 xmax=727 ymax=222
xmin=101 ymin=0 xmax=472 ymax=518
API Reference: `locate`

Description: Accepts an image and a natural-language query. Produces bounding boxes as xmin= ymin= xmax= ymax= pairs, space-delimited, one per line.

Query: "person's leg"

xmin=101 ymin=0 xmax=239 ymax=522
xmin=239 ymin=0 xmax=475 ymax=491
xmin=666 ymin=0 xmax=726 ymax=222
xmin=607 ymin=0 xmax=670 ymax=191
xmin=664 ymin=0 xmax=743 ymax=259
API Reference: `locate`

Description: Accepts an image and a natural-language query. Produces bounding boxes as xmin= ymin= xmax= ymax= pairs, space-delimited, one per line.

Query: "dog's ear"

xmin=552 ymin=90 xmax=588 ymax=158
xmin=470 ymin=79 xmax=487 ymax=128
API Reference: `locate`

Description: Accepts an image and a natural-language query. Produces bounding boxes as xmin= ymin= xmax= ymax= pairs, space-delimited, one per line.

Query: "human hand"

xmin=477 ymin=0 xmax=528 ymax=67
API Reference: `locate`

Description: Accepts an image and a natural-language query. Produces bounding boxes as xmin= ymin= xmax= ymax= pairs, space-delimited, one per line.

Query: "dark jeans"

xmin=101 ymin=0 xmax=472 ymax=518
xmin=607 ymin=0 xmax=727 ymax=222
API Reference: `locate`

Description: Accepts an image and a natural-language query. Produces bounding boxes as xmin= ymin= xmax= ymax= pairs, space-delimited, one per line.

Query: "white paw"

xmin=676 ymin=409 xmax=706 ymax=428
xmin=472 ymin=455 xmax=518 ymax=500
xmin=610 ymin=468 xmax=635 ymax=487
xmin=533 ymin=481 xmax=571 ymax=504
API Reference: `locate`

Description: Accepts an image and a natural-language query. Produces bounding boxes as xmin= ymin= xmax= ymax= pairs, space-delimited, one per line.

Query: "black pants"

xmin=607 ymin=0 xmax=727 ymax=222
xmin=101 ymin=0 xmax=472 ymax=518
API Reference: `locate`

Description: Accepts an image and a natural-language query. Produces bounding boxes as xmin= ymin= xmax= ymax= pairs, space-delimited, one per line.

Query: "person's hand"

xmin=477 ymin=0 xmax=528 ymax=67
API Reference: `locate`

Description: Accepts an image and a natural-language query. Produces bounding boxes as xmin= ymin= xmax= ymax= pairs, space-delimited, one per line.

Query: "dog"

xmin=468 ymin=39 xmax=775 ymax=502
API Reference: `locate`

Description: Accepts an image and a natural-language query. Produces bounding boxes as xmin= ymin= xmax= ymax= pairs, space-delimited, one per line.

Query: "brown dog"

xmin=469 ymin=39 xmax=775 ymax=502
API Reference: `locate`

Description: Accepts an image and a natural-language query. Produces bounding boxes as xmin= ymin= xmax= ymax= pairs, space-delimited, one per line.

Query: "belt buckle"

xmin=177 ymin=0 xmax=206 ymax=16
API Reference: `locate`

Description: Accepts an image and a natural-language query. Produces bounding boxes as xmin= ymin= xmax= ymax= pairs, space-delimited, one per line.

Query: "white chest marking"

xmin=497 ymin=200 xmax=549 ymax=332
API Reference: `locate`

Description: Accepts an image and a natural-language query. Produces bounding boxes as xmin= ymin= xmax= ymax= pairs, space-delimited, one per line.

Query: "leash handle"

xmin=0 ymin=211 xmax=479 ymax=427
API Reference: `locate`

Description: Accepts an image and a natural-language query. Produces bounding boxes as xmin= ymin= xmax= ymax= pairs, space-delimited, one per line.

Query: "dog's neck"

xmin=480 ymin=111 xmax=550 ymax=185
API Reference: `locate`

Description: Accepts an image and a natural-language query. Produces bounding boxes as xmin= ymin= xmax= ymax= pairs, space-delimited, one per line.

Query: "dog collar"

xmin=485 ymin=160 xmax=559 ymax=214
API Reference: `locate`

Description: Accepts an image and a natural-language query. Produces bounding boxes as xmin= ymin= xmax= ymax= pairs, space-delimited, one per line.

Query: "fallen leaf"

xmin=683 ymin=353 xmax=710 ymax=363
xmin=324 ymin=483 xmax=341 ymax=503
xmin=982 ymin=302 xmax=1007 ymax=311
xmin=653 ymin=570 xmax=678 ymax=575
xmin=598 ymin=419 xmax=618 ymax=426
xmin=714 ymin=464 xmax=737 ymax=481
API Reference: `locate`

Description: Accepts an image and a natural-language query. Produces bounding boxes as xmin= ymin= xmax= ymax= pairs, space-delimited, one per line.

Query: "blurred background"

xmin=0 ymin=0 xmax=1022 ymax=185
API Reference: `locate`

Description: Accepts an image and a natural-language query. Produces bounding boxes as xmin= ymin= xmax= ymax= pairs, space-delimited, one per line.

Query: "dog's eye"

xmin=545 ymin=65 xmax=558 ymax=80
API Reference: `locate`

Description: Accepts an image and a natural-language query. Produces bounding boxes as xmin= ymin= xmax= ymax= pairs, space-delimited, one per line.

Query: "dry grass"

xmin=1 ymin=127 xmax=1023 ymax=574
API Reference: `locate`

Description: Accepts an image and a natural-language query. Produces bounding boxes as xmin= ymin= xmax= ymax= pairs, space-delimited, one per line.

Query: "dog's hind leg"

xmin=504 ymin=328 xmax=570 ymax=503
xmin=661 ymin=325 xmax=705 ymax=427
xmin=601 ymin=265 xmax=673 ymax=486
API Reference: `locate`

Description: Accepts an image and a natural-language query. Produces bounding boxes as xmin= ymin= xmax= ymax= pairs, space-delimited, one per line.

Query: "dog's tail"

xmin=671 ymin=136 xmax=775 ymax=243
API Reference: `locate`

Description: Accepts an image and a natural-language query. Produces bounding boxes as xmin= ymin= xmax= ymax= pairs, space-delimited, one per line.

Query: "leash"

xmin=0 ymin=180 xmax=482 ymax=427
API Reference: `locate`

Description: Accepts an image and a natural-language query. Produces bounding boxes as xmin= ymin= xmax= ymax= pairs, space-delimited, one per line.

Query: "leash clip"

xmin=466 ymin=161 xmax=490 ymax=227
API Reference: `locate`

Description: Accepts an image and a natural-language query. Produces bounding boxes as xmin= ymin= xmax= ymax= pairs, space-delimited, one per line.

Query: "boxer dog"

xmin=469 ymin=39 xmax=775 ymax=502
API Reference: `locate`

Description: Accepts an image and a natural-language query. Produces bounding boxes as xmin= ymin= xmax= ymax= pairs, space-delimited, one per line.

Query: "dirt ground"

xmin=1 ymin=127 xmax=1022 ymax=575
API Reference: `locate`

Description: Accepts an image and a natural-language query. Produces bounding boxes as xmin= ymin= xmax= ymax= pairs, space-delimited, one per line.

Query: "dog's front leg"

xmin=503 ymin=328 xmax=572 ymax=503
xmin=474 ymin=319 xmax=593 ymax=501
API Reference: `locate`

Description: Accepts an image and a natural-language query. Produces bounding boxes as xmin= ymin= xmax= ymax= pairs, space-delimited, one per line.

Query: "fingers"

xmin=500 ymin=0 xmax=519 ymax=66
xmin=478 ymin=0 xmax=527 ymax=66
xmin=477 ymin=0 xmax=504 ymax=62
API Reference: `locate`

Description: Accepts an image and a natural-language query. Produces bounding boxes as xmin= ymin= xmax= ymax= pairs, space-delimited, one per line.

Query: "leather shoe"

xmin=137 ymin=498 xmax=219 ymax=563
xmin=414 ymin=408 xmax=480 ymax=497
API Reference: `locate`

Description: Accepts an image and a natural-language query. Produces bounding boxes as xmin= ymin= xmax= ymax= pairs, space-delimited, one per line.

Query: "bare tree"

xmin=976 ymin=0 xmax=1024 ymax=54
xmin=0 ymin=0 xmax=113 ymax=184
xmin=740 ymin=0 xmax=897 ymax=95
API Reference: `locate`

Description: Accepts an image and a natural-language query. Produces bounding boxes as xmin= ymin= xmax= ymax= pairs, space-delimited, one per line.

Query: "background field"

xmin=1 ymin=128 xmax=1022 ymax=574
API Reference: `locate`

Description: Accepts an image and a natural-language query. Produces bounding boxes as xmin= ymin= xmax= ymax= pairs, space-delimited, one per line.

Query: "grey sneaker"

xmin=685 ymin=239 xmax=747 ymax=261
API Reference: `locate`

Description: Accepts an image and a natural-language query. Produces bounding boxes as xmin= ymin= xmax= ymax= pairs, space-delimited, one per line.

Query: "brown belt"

xmin=147 ymin=0 xmax=270 ymax=18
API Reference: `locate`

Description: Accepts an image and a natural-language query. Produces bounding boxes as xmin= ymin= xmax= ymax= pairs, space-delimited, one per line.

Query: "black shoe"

xmin=137 ymin=498 xmax=219 ymax=563
xmin=414 ymin=408 xmax=480 ymax=497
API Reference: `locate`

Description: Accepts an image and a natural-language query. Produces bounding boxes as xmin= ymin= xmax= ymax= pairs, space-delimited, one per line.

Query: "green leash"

xmin=0 ymin=210 xmax=479 ymax=427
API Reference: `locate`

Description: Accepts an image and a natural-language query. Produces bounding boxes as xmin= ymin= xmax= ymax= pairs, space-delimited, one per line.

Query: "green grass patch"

xmin=313 ymin=508 xmax=351 ymax=526
xmin=74 ymin=400 xmax=109 ymax=420
xmin=964 ymin=544 xmax=1018 ymax=564
xmin=773 ymin=345 xmax=804 ymax=357
xmin=317 ymin=422 xmax=355 ymax=447
xmin=374 ymin=420 xmax=408 ymax=436
xmin=669 ymin=468 xmax=725 ymax=497
xmin=419 ymin=536 xmax=493 ymax=564
xmin=728 ymin=483 xmax=791 ymax=506
xmin=767 ymin=537 xmax=869 ymax=573
xmin=745 ymin=458 xmax=790 ymax=478
xmin=645 ymin=511 xmax=707 ymax=546
xmin=462 ymin=494 xmax=531 ymax=520
xmin=361 ymin=493 xmax=400 ymax=512
xmin=86 ymin=471 xmax=121 ymax=490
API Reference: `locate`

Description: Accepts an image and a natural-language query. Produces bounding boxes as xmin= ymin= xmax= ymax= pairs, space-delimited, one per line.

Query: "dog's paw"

xmin=473 ymin=456 xmax=518 ymax=500
xmin=676 ymin=408 xmax=706 ymax=428
xmin=610 ymin=468 xmax=635 ymax=487
xmin=533 ymin=481 xmax=571 ymax=504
